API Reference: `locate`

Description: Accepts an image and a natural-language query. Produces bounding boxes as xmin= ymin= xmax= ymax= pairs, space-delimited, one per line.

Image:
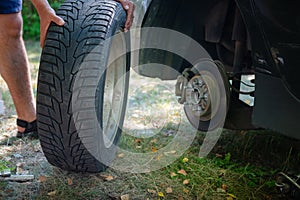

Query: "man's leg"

xmin=0 ymin=12 xmax=36 ymax=132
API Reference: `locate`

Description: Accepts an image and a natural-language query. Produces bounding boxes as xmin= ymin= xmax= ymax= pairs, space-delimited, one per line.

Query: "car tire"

xmin=36 ymin=0 xmax=129 ymax=173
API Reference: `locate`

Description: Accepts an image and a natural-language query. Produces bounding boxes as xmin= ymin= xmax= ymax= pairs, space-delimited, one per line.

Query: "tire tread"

xmin=37 ymin=0 xmax=124 ymax=172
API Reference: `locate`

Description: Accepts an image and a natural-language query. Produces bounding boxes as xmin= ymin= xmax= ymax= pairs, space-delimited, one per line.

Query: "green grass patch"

xmin=0 ymin=160 xmax=14 ymax=172
xmin=141 ymin=153 xmax=278 ymax=200
xmin=22 ymin=0 xmax=64 ymax=40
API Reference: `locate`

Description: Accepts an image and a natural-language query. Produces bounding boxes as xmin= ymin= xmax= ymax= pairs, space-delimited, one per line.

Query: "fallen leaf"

xmin=166 ymin=187 xmax=173 ymax=194
xmin=120 ymin=194 xmax=130 ymax=200
xmin=99 ymin=174 xmax=114 ymax=181
xmin=150 ymin=138 xmax=158 ymax=143
xmin=219 ymin=169 xmax=226 ymax=177
xmin=105 ymin=175 xmax=114 ymax=181
xmin=5 ymin=127 xmax=13 ymax=131
xmin=135 ymin=139 xmax=141 ymax=143
xmin=164 ymin=150 xmax=176 ymax=156
xmin=183 ymin=179 xmax=189 ymax=185
xmin=151 ymin=146 xmax=158 ymax=153
xmin=221 ymin=184 xmax=227 ymax=192
xmin=67 ymin=177 xmax=73 ymax=186
xmin=177 ymin=169 xmax=187 ymax=176
xmin=183 ymin=188 xmax=189 ymax=194
xmin=174 ymin=111 xmax=180 ymax=116
xmin=182 ymin=157 xmax=189 ymax=163
xmin=147 ymin=189 xmax=156 ymax=194
xmin=38 ymin=176 xmax=47 ymax=183
xmin=158 ymin=192 xmax=165 ymax=197
xmin=156 ymin=154 xmax=162 ymax=160
xmin=215 ymin=153 xmax=223 ymax=158
xmin=227 ymin=193 xmax=237 ymax=199
xmin=170 ymin=172 xmax=177 ymax=178
xmin=47 ymin=190 xmax=57 ymax=196
xmin=4 ymin=147 xmax=12 ymax=152
xmin=2 ymin=133 xmax=10 ymax=137
xmin=117 ymin=153 xmax=125 ymax=158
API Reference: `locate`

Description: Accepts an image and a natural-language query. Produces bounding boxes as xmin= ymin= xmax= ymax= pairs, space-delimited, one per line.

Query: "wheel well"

xmin=140 ymin=0 xmax=253 ymax=76
xmin=140 ymin=0 xmax=255 ymax=130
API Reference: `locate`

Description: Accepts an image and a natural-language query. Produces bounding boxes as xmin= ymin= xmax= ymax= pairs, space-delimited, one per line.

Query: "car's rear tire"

xmin=37 ymin=0 xmax=129 ymax=173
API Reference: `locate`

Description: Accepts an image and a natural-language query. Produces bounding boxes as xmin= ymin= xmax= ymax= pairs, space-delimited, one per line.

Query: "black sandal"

xmin=16 ymin=119 xmax=38 ymax=139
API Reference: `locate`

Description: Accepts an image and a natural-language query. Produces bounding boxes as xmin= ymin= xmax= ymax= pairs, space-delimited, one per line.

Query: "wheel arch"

xmin=138 ymin=0 xmax=251 ymax=79
xmin=141 ymin=0 xmax=252 ymax=46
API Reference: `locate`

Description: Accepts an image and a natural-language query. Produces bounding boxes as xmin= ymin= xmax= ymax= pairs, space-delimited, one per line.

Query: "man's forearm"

xmin=30 ymin=0 xmax=52 ymax=15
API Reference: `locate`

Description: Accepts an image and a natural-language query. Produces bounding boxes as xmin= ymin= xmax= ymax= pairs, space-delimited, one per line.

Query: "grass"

xmin=0 ymin=41 xmax=299 ymax=200
xmin=33 ymin=142 xmax=281 ymax=200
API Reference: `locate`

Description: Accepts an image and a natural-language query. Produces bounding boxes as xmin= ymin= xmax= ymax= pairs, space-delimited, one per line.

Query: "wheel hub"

xmin=175 ymin=60 xmax=229 ymax=131
xmin=185 ymin=75 xmax=211 ymax=119
xmin=177 ymin=72 xmax=220 ymax=122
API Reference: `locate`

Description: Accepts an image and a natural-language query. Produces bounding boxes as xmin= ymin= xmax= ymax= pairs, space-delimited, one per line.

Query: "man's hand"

xmin=31 ymin=0 xmax=65 ymax=47
xmin=115 ymin=0 xmax=135 ymax=32
xmin=39 ymin=8 xmax=65 ymax=47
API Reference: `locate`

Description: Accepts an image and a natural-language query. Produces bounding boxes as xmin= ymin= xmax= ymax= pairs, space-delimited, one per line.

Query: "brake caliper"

xmin=175 ymin=68 xmax=213 ymax=118
xmin=175 ymin=68 xmax=194 ymax=104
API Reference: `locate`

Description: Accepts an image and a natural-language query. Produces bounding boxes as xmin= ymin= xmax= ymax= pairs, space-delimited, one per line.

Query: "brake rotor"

xmin=185 ymin=72 xmax=221 ymax=121
xmin=183 ymin=60 xmax=230 ymax=132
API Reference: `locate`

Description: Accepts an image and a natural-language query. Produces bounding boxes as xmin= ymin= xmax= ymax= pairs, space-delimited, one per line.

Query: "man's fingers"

xmin=54 ymin=16 xmax=65 ymax=26
xmin=117 ymin=0 xmax=134 ymax=31
xmin=40 ymin=16 xmax=65 ymax=48
xmin=50 ymin=13 xmax=65 ymax=27
xmin=124 ymin=1 xmax=135 ymax=31
xmin=40 ymin=29 xmax=46 ymax=47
